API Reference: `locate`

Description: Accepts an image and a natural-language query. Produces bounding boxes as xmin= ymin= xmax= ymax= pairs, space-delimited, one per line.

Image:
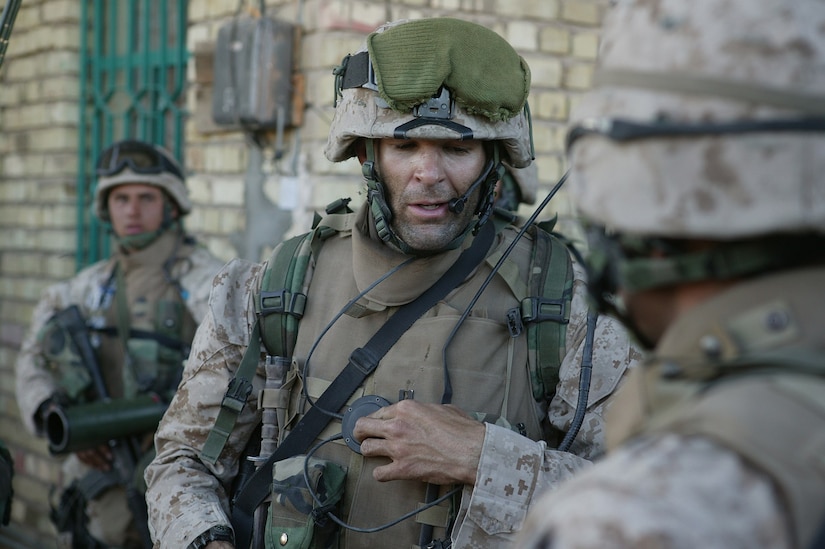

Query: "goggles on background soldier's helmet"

xmin=96 ymin=140 xmax=184 ymax=180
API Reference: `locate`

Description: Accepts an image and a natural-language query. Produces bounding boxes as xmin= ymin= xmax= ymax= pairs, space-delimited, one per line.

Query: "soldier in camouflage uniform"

xmin=144 ymin=18 xmax=641 ymax=549
xmin=515 ymin=0 xmax=825 ymax=548
xmin=14 ymin=139 xmax=225 ymax=548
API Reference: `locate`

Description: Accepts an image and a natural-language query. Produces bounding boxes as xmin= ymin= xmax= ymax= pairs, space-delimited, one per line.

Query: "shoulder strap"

xmin=526 ymin=225 xmax=574 ymax=400
xmin=199 ymin=232 xmax=313 ymax=465
xmin=494 ymin=222 xmax=574 ymax=401
xmin=200 ymin=207 xmax=355 ymax=465
xmin=231 ymin=221 xmax=496 ymax=549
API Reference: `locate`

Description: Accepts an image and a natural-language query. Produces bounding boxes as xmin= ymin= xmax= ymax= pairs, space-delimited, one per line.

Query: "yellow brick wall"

xmin=0 ymin=1 xmax=607 ymax=545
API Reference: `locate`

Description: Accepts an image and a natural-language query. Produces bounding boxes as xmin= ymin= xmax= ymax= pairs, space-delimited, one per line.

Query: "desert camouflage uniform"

xmin=145 ymin=203 xmax=641 ymax=549
xmin=515 ymin=0 xmax=825 ymax=547
xmin=15 ymin=229 xmax=224 ymax=547
xmin=516 ymin=267 xmax=825 ymax=549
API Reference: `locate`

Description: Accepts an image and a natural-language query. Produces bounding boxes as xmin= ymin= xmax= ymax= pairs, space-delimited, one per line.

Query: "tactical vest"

xmin=40 ymin=232 xmax=198 ymax=404
xmin=203 ymin=205 xmax=577 ymax=548
xmin=607 ymin=267 xmax=825 ymax=549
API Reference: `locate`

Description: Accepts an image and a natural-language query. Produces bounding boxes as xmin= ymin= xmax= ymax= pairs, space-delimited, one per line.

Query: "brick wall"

xmin=0 ymin=0 xmax=607 ymax=545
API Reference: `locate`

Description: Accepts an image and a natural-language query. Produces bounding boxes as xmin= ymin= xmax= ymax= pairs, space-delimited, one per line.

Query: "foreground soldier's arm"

xmin=145 ymin=259 xmax=263 ymax=548
xmin=450 ymin=259 xmax=639 ymax=545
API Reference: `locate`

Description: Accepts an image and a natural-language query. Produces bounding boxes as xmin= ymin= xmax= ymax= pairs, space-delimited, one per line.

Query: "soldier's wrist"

xmin=189 ymin=524 xmax=234 ymax=549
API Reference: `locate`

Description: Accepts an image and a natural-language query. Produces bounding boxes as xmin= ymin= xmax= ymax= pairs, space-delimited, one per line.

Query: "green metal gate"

xmin=76 ymin=0 xmax=188 ymax=268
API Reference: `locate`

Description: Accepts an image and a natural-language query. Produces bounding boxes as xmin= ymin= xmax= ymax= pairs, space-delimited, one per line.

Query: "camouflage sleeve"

xmin=14 ymin=262 xmax=114 ymax=435
xmin=514 ymin=434 xmax=792 ymax=549
xmin=452 ymin=424 xmax=590 ymax=548
xmin=14 ymin=281 xmax=70 ymax=435
xmin=177 ymin=244 xmax=227 ymax=324
xmin=450 ymin=261 xmax=643 ymax=548
xmin=145 ymin=259 xmax=265 ymax=548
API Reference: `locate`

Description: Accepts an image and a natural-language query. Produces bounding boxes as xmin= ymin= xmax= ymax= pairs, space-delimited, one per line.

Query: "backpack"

xmin=200 ymin=202 xmax=574 ymax=465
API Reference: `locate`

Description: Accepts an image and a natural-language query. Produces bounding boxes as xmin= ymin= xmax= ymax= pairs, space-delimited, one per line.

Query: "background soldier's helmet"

xmin=324 ymin=18 xmax=534 ymax=169
xmin=567 ymin=0 xmax=825 ymax=239
xmin=94 ymin=139 xmax=192 ymax=222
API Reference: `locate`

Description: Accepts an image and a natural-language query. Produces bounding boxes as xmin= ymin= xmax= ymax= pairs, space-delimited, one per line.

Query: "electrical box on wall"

xmin=212 ymin=16 xmax=296 ymax=131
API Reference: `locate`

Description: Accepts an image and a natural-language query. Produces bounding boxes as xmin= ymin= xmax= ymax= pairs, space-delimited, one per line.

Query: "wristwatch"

xmin=189 ymin=525 xmax=235 ymax=549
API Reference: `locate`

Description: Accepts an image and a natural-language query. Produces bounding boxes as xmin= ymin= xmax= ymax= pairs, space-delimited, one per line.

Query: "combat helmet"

xmin=324 ymin=18 xmax=534 ymax=254
xmin=94 ymin=139 xmax=192 ymax=223
xmin=567 ymin=0 xmax=825 ymax=307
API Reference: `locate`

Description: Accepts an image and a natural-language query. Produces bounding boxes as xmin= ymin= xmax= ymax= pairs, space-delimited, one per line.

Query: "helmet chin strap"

xmin=363 ymin=138 xmax=502 ymax=256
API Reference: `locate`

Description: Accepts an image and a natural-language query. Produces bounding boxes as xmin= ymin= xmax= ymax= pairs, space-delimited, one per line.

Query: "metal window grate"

xmin=76 ymin=0 xmax=188 ymax=268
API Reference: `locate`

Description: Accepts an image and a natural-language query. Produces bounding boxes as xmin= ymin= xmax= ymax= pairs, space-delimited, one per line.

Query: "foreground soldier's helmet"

xmin=324 ymin=18 xmax=534 ymax=253
xmin=94 ymin=139 xmax=192 ymax=222
xmin=567 ymin=0 xmax=825 ymax=342
xmin=568 ymin=0 xmax=825 ymax=240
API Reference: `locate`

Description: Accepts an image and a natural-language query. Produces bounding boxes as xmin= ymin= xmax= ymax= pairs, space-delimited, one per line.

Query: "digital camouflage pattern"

xmin=144 ymin=203 xmax=641 ymax=548
xmin=568 ymin=0 xmax=825 ymax=238
xmin=15 ymin=229 xmax=224 ymax=547
xmin=516 ymin=268 xmax=825 ymax=548
xmin=515 ymin=0 xmax=825 ymax=547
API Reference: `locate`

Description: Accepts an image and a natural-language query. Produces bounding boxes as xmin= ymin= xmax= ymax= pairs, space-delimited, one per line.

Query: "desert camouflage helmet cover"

xmin=569 ymin=0 xmax=825 ymax=238
xmin=94 ymin=142 xmax=192 ymax=222
xmin=324 ymin=18 xmax=534 ymax=168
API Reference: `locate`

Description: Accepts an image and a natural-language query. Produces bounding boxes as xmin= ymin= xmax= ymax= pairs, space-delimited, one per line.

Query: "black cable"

xmin=557 ymin=309 xmax=597 ymax=452
xmin=440 ymin=171 xmax=569 ymax=404
xmin=300 ymin=256 xmax=417 ymax=419
xmin=302 ymin=433 xmax=461 ymax=534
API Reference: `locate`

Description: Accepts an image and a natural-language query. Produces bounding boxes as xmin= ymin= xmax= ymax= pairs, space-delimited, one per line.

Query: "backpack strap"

xmin=199 ymin=204 xmax=356 ymax=465
xmin=493 ymin=221 xmax=574 ymax=401
xmin=525 ymin=224 xmax=574 ymax=400
xmin=199 ymin=229 xmax=322 ymax=464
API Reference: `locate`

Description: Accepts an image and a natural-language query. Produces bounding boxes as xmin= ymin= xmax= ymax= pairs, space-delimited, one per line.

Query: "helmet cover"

xmin=568 ymin=0 xmax=825 ymax=239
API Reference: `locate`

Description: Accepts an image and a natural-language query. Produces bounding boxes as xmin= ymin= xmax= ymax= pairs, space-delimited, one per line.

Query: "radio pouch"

xmin=265 ymin=455 xmax=347 ymax=549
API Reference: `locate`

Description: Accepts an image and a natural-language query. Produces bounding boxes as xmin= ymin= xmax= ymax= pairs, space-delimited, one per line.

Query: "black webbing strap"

xmin=231 ymin=222 xmax=495 ymax=549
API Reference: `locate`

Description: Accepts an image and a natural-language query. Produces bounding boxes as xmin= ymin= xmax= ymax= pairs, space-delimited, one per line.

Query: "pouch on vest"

xmin=39 ymin=314 xmax=93 ymax=403
xmin=265 ymin=455 xmax=347 ymax=549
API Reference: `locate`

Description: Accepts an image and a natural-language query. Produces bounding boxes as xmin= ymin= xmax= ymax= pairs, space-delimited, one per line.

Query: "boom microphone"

xmin=448 ymin=159 xmax=496 ymax=214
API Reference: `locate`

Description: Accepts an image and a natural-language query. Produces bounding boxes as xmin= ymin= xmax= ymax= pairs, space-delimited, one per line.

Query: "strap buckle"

xmin=521 ymin=296 xmax=569 ymax=324
xmin=221 ymin=377 xmax=253 ymax=414
xmin=259 ymin=289 xmax=306 ymax=318
xmin=348 ymin=347 xmax=380 ymax=376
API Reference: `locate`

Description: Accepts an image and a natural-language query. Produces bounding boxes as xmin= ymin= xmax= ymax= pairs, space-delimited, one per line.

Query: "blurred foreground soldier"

xmin=515 ymin=0 xmax=825 ymax=548
xmin=14 ymin=139 xmax=225 ymax=548
xmin=145 ymin=18 xmax=640 ymax=549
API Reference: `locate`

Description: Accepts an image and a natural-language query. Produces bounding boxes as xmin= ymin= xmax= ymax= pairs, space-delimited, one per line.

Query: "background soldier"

xmin=515 ymin=0 xmax=825 ymax=547
xmin=14 ymin=139 xmax=225 ymax=548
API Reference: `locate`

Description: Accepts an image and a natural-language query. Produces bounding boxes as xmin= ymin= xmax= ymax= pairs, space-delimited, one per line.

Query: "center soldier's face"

xmin=376 ymin=138 xmax=487 ymax=251
xmin=107 ymin=183 xmax=172 ymax=237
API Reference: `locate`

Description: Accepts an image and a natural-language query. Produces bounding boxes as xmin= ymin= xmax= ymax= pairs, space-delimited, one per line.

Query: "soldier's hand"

xmin=353 ymin=399 xmax=484 ymax=486
xmin=75 ymin=443 xmax=113 ymax=471
xmin=204 ymin=542 xmax=234 ymax=549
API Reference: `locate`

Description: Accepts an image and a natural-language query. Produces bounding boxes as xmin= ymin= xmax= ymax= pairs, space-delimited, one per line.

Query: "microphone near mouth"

xmin=447 ymin=158 xmax=496 ymax=214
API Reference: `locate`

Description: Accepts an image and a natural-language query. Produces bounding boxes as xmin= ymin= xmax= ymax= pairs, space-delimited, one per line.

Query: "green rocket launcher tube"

xmin=45 ymin=394 xmax=167 ymax=455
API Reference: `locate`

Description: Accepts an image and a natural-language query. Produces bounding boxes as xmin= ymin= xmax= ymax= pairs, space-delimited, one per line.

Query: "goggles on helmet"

xmin=566 ymin=116 xmax=825 ymax=153
xmin=96 ymin=140 xmax=184 ymax=180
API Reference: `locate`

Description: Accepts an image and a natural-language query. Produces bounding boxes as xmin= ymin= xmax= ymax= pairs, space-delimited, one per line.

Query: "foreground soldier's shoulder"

xmin=209 ymin=259 xmax=263 ymax=304
xmin=208 ymin=259 xmax=263 ymax=330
